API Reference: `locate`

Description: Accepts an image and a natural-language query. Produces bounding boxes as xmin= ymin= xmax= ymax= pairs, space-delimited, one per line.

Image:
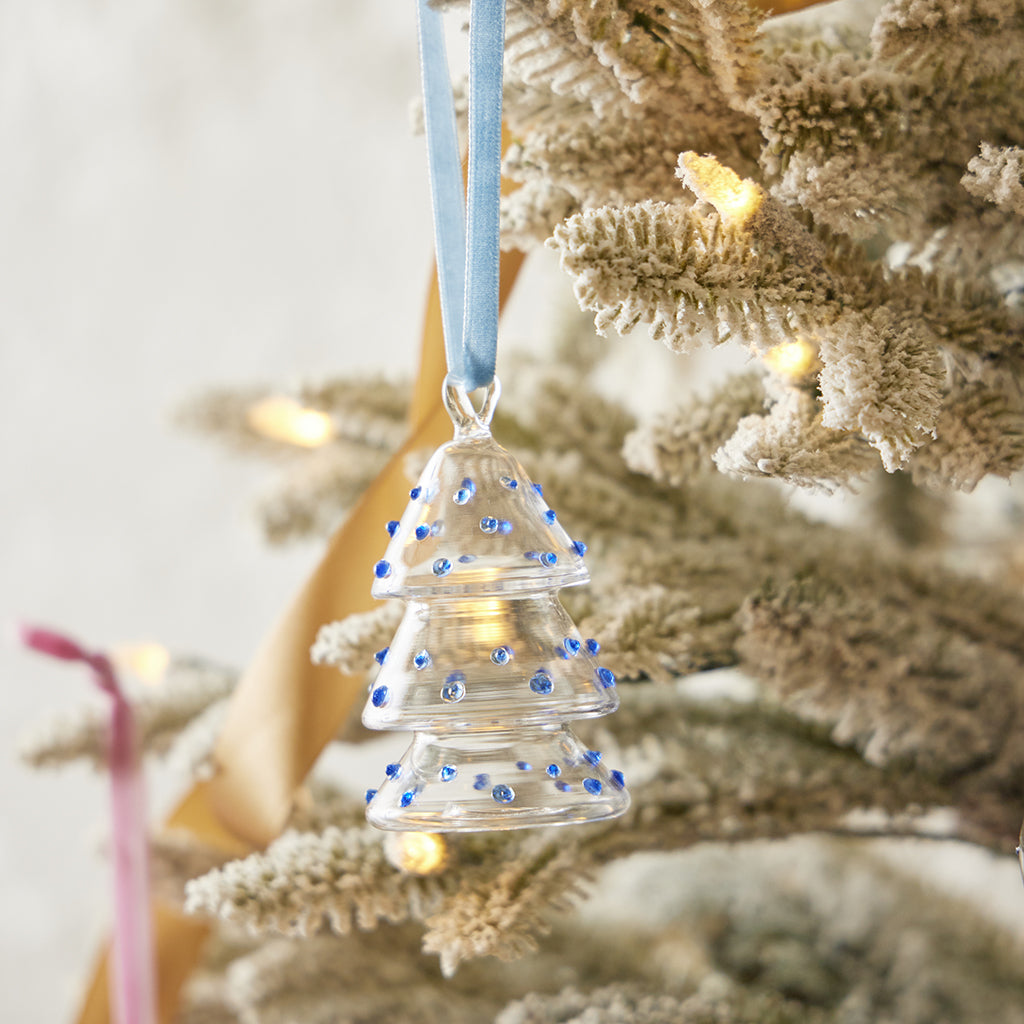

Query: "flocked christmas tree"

xmin=17 ymin=1 xmax=1024 ymax=1022
xmin=362 ymin=380 xmax=628 ymax=830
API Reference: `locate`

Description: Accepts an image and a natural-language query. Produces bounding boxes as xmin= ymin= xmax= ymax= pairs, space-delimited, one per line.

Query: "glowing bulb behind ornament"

xmin=384 ymin=831 xmax=449 ymax=875
xmin=469 ymin=597 xmax=508 ymax=647
xmin=763 ymin=338 xmax=818 ymax=380
xmin=247 ymin=396 xmax=336 ymax=448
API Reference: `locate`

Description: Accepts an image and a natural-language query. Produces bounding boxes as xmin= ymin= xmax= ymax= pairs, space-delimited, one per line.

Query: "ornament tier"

xmin=370 ymin=431 xmax=588 ymax=598
xmin=363 ymin=418 xmax=629 ymax=832
xmin=365 ymin=726 xmax=627 ymax=832
xmin=363 ymin=593 xmax=618 ymax=731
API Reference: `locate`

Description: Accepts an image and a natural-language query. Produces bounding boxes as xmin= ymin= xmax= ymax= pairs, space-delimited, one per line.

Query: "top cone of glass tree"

xmin=362 ymin=379 xmax=629 ymax=831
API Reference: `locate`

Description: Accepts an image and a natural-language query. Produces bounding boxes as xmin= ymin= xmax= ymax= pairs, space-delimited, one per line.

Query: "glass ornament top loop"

xmin=444 ymin=374 xmax=500 ymax=435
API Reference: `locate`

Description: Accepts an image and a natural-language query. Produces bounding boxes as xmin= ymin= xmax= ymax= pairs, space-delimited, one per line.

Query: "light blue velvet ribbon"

xmin=417 ymin=0 xmax=506 ymax=392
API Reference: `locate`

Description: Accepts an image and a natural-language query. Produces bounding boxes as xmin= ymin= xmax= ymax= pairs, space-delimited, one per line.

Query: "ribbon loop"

xmin=417 ymin=0 xmax=506 ymax=392
xmin=443 ymin=373 xmax=501 ymax=434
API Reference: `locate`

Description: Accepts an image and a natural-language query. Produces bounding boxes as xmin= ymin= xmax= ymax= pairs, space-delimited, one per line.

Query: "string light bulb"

xmin=246 ymin=396 xmax=337 ymax=448
xmin=384 ymin=831 xmax=449 ymax=875
xmin=763 ymin=338 xmax=819 ymax=380
xmin=112 ymin=643 xmax=170 ymax=686
xmin=678 ymin=152 xmax=763 ymax=229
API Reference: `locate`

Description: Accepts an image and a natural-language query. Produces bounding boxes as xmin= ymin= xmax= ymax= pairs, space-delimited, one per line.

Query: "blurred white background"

xmin=2 ymin=4 xmax=1022 ymax=1021
xmin=0 ymin=4 xmax=441 ymax=1017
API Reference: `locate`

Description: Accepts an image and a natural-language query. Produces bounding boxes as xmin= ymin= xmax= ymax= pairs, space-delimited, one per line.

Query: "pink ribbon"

xmin=21 ymin=626 xmax=157 ymax=1024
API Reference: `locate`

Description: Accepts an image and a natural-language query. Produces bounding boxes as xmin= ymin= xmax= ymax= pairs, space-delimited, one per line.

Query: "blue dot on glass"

xmin=492 ymin=784 xmax=515 ymax=804
xmin=554 ymin=780 xmax=570 ymax=792
xmin=584 ymin=749 xmax=602 ymax=765
xmin=374 ymin=646 xmax=389 ymax=666
xmin=583 ymin=778 xmax=603 ymax=796
xmin=524 ymin=550 xmax=539 ymax=561
xmin=532 ymin=483 xmax=543 ymax=496
xmin=573 ymin=540 xmax=588 ymax=557
xmin=432 ymin=557 xmax=453 ymax=577
xmin=597 ymin=666 xmax=617 ymax=688
xmin=415 ymin=524 xmax=430 ymax=540
xmin=413 ymin=649 xmax=432 ymax=670
xmin=610 ymin=769 xmax=626 ymax=790
xmin=473 ymin=773 xmax=490 ymax=791
xmin=461 ymin=477 xmax=476 ymax=496
xmin=480 ymin=516 xmax=498 ymax=534
xmin=500 ymin=476 xmax=518 ymax=490
xmin=440 ymin=765 xmax=457 ymax=782
xmin=441 ymin=674 xmax=466 ymax=703
xmin=373 ymin=560 xmax=392 ymax=579
xmin=585 ymin=638 xmax=601 ymax=655
xmin=385 ymin=763 xmax=401 ymax=780
xmin=543 ymin=509 xmax=557 ymax=525
xmin=385 ymin=520 xmax=399 ymax=537
xmin=546 ymin=763 xmax=561 ymax=778
xmin=454 ymin=488 xmax=472 ymax=505
xmin=557 ymin=648 xmax=569 ymax=660
xmin=530 ymin=670 xmax=553 ymax=695
xmin=409 ymin=486 xmax=422 ymax=500
xmin=458 ymin=554 xmax=476 ymax=563
xmin=371 ymin=686 xmax=389 ymax=708
xmin=431 ymin=520 xmax=444 ymax=536
xmin=515 ymin=760 xmax=532 ymax=771
xmin=498 ymin=519 xmax=513 ymax=535
xmin=490 ymin=645 xmax=513 ymax=666
xmin=365 ymin=789 xmax=377 ymax=803
xmin=541 ymin=552 xmax=557 ymax=566
xmin=400 ymin=790 xmax=416 ymax=808
xmin=563 ymin=637 xmax=581 ymax=656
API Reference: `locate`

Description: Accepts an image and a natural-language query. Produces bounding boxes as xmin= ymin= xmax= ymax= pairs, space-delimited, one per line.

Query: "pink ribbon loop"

xmin=20 ymin=624 xmax=157 ymax=1024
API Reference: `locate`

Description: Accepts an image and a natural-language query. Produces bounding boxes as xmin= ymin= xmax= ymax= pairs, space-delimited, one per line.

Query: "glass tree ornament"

xmin=362 ymin=378 xmax=629 ymax=832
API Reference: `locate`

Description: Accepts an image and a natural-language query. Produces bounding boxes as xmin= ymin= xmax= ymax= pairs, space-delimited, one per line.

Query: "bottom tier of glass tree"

xmin=365 ymin=724 xmax=630 ymax=832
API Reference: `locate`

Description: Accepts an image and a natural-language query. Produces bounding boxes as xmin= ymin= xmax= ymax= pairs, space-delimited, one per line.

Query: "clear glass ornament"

xmin=366 ymin=725 xmax=628 ymax=831
xmin=363 ymin=593 xmax=618 ymax=731
xmin=363 ymin=377 xmax=629 ymax=832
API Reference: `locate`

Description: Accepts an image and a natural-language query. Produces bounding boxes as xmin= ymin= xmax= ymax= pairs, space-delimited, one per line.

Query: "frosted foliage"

xmin=184 ymin=826 xmax=449 ymax=938
xmin=310 ymin=604 xmax=403 ymax=675
xmin=495 ymin=985 xmax=824 ymax=1024
xmin=178 ymin=836 xmax=1024 ymax=1023
xmin=19 ymin=657 xmax=235 ymax=770
xmin=910 ymin=381 xmax=1024 ymax=491
xmin=714 ymin=388 xmax=877 ymax=492
xmin=962 ymin=144 xmax=1024 ymax=217
xmin=422 ymin=842 xmax=591 ymax=977
xmin=817 ymin=309 xmax=943 ymax=471
xmin=498 ymin=0 xmax=1024 ymax=490
xmin=577 ymin=584 xmax=700 ymax=683
xmin=550 ymin=198 xmax=838 ymax=353
xmin=771 ymin=149 xmax=908 ymax=240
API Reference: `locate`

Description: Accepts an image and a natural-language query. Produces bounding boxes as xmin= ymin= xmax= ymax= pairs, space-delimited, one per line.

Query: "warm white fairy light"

xmin=247 ymin=396 xmax=337 ymax=448
xmin=384 ymin=831 xmax=449 ymax=875
xmin=763 ymin=338 xmax=818 ymax=379
xmin=679 ymin=152 xmax=763 ymax=228
xmin=112 ymin=643 xmax=170 ymax=686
